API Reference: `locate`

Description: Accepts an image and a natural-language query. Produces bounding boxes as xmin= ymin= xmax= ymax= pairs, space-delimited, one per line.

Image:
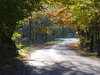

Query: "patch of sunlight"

xmin=18 ymin=47 xmax=29 ymax=56
xmin=46 ymin=40 xmax=63 ymax=44
xmin=28 ymin=48 xmax=63 ymax=67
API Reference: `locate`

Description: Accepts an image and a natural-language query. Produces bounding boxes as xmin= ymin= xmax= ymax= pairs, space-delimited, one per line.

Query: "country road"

xmin=15 ymin=38 xmax=100 ymax=75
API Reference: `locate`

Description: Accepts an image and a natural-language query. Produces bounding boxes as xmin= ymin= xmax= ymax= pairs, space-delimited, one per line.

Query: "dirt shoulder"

xmin=67 ymin=42 xmax=100 ymax=61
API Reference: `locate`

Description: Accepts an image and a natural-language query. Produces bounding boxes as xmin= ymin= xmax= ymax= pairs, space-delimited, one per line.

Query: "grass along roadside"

xmin=16 ymin=39 xmax=63 ymax=58
xmin=45 ymin=39 xmax=63 ymax=45
xmin=16 ymin=39 xmax=62 ymax=58
xmin=67 ymin=42 xmax=100 ymax=60
xmin=19 ymin=39 xmax=63 ymax=57
xmin=16 ymin=44 xmax=29 ymax=57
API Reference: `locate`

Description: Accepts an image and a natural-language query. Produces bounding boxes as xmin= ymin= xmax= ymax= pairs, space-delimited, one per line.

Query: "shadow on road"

xmin=0 ymin=38 xmax=99 ymax=75
xmin=0 ymin=58 xmax=96 ymax=75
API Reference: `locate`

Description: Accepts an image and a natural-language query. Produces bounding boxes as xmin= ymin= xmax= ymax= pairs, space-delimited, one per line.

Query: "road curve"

xmin=16 ymin=38 xmax=100 ymax=75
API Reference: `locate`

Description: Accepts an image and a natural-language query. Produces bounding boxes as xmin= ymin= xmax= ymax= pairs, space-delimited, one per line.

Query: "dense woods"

xmin=0 ymin=0 xmax=100 ymax=59
xmin=16 ymin=12 xmax=75 ymax=46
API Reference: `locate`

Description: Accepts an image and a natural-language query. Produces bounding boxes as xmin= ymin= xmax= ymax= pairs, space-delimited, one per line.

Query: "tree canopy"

xmin=0 ymin=0 xmax=100 ymax=58
xmin=0 ymin=0 xmax=43 ymax=58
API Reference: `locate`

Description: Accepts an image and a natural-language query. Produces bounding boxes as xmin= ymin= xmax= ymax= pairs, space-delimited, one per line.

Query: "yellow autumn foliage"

xmin=13 ymin=32 xmax=21 ymax=38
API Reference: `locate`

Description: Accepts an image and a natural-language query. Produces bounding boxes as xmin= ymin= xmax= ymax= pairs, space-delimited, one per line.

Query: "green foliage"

xmin=0 ymin=0 xmax=100 ymax=58
xmin=16 ymin=43 xmax=29 ymax=56
xmin=0 ymin=0 xmax=43 ymax=58
xmin=12 ymin=32 xmax=22 ymax=41
xmin=45 ymin=39 xmax=63 ymax=44
xmin=50 ymin=0 xmax=100 ymax=56
xmin=80 ymin=50 xmax=97 ymax=56
xmin=16 ymin=11 xmax=72 ymax=45
xmin=18 ymin=47 xmax=29 ymax=56
xmin=69 ymin=0 xmax=100 ymax=55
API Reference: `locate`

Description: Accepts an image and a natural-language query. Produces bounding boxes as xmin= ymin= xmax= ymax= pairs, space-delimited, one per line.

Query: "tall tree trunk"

xmin=44 ymin=33 xmax=48 ymax=42
xmin=90 ymin=35 xmax=94 ymax=52
xmin=0 ymin=33 xmax=18 ymax=59
xmin=97 ymin=33 xmax=100 ymax=56
xmin=95 ymin=12 xmax=100 ymax=56
xmin=29 ymin=20 xmax=32 ymax=45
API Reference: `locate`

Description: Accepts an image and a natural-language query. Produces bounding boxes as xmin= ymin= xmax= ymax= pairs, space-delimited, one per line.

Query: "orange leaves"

xmin=45 ymin=6 xmax=77 ymax=30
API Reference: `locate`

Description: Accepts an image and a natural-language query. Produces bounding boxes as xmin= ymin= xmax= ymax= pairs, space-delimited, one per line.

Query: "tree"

xmin=69 ymin=0 xmax=100 ymax=53
xmin=57 ymin=0 xmax=100 ymax=55
xmin=20 ymin=12 xmax=54 ymax=44
xmin=45 ymin=0 xmax=100 ymax=55
xmin=0 ymin=0 xmax=42 ymax=58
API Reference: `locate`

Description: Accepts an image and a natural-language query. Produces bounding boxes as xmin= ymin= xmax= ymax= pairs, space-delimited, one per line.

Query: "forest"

xmin=0 ymin=0 xmax=100 ymax=62
xmin=0 ymin=0 xmax=100 ymax=58
xmin=0 ymin=0 xmax=100 ymax=75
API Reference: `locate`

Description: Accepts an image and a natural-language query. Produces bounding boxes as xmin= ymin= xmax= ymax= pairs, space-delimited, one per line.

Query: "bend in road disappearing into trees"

xmin=16 ymin=38 xmax=100 ymax=75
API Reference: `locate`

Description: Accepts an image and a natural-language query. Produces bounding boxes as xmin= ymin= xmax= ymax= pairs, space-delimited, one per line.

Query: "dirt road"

xmin=15 ymin=38 xmax=100 ymax=75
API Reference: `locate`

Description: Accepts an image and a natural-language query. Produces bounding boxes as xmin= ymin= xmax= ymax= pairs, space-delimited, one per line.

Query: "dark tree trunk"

xmin=44 ymin=33 xmax=48 ymax=42
xmin=0 ymin=33 xmax=18 ymax=59
xmin=97 ymin=35 xmax=100 ymax=56
xmin=29 ymin=19 xmax=32 ymax=45
xmin=90 ymin=35 xmax=94 ymax=52
xmin=95 ymin=12 xmax=100 ymax=56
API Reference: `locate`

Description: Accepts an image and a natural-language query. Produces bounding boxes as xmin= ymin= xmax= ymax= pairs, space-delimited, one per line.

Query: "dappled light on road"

xmin=14 ymin=38 xmax=100 ymax=75
xmin=19 ymin=38 xmax=100 ymax=75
